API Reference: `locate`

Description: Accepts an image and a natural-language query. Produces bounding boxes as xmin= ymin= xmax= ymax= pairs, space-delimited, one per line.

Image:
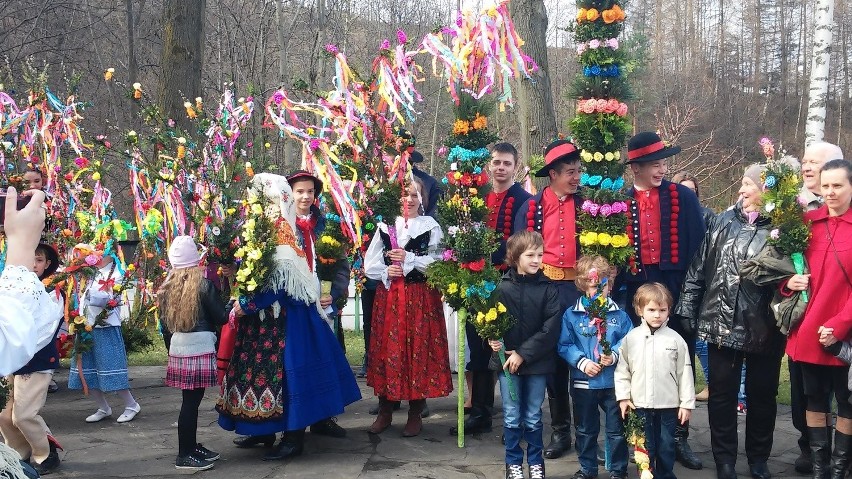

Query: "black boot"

xmin=450 ymin=371 xmax=494 ymax=435
xmin=543 ymin=397 xmax=572 ymax=459
xmin=675 ymin=422 xmax=703 ymax=470
xmin=233 ymin=434 xmax=276 ymax=448
xmin=263 ymin=430 xmax=305 ymax=461
xmin=809 ymin=426 xmax=832 ymax=479
xmin=829 ymin=430 xmax=852 ymax=479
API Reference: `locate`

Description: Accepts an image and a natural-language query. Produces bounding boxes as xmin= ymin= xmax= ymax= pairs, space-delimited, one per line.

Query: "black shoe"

xmin=421 ymin=404 xmax=430 ymax=418
xmin=543 ymin=430 xmax=572 ymax=459
xmin=450 ymin=409 xmax=492 ymax=436
xmin=749 ymin=461 xmax=771 ymax=479
xmin=794 ymin=450 xmax=813 ymax=474
xmin=369 ymin=401 xmax=401 ymax=415
xmin=716 ymin=463 xmax=737 ymax=479
xmin=505 ymin=464 xmax=525 ymax=479
xmin=175 ymin=454 xmax=215 ymax=471
xmin=570 ymin=470 xmax=595 ymax=479
xmin=529 ymin=463 xmax=545 ymax=479
xmin=193 ymin=443 xmax=220 ymax=461
xmin=675 ymin=437 xmax=704 ymax=470
xmin=33 ymin=453 xmax=60 ymax=475
xmin=232 ymin=434 xmax=276 ymax=448
xmin=47 ymin=381 xmax=59 ymax=393
xmin=263 ymin=437 xmax=304 ymax=461
xmin=310 ymin=417 xmax=347 ymax=438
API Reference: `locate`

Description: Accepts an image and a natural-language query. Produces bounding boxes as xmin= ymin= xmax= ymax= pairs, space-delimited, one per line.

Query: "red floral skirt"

xmin=367 ymin=281 xmax=453 ymax=401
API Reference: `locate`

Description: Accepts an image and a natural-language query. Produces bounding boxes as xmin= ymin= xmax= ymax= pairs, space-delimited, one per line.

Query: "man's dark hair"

xmin=491 ymin=142 xmax=518 ymax=164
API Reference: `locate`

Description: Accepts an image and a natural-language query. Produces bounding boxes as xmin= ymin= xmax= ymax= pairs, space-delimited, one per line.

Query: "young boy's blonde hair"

xmin=574 ymin=255 xmax=611 ymax=291
xmin=632 ymin=282 xmax=674 ymax=317
xmin=505 ymin=230 xmax=544 ymax=267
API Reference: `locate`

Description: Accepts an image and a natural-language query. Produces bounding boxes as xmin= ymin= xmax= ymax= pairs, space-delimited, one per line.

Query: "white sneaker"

xmin=117 ymin=403 xmax=141 ymax=423
xmin=85 ymin=408 xmax=112 ymax=423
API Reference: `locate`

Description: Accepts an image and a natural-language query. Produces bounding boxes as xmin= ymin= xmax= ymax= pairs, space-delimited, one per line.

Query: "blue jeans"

xmin=636 ymin=408 xmax=678 ymax=479
xmin=499 ymin=373 xmax=547 ymax=465
xmin=572 ymin=387 xmax=628 ymax=476
xmin=695 ymin=339 xmax=710 ymax=381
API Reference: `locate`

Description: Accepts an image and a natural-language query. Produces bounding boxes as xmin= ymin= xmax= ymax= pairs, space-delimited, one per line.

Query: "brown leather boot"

xmin=402 ymin=399 xmax=425 ymax=437
xmin=368 ymin=397 xmax=394 ymax=434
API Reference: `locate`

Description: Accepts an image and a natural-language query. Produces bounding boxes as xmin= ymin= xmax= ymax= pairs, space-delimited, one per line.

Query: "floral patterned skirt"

xmin=367 ymin=281 xmax=453 ymax=401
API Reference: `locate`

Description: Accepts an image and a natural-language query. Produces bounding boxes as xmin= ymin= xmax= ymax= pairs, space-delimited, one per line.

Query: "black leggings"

xmin=179 ymin=388 xmax=206 ymax=457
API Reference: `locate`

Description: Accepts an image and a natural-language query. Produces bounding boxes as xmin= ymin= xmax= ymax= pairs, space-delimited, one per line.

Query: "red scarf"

xmin=295 ymin=215 xmax=318 ymax=272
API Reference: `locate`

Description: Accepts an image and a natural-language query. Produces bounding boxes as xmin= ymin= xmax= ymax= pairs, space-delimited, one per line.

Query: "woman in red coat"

xmin=785 ymin=159 xmax=852 ymax=478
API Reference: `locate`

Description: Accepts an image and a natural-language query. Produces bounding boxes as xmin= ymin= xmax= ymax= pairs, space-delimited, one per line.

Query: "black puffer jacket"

xmin=162 ymin=278 xmax=228 ymax=333
xmin=488 ymin=270 xmax=562 ymax=375
xmin=675 ymin=204 xmax=785 ymax=355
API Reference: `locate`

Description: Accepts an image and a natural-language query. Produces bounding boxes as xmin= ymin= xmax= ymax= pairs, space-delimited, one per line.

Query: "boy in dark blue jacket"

xmin=490 ymin=231 xmax=562 ymax=479
xmin=559 ymin=255 xmax=633 ymax=479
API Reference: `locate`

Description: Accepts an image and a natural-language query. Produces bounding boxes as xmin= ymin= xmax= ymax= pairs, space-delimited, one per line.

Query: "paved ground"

xmin=32 ymin=366 xmax=807 ymax=478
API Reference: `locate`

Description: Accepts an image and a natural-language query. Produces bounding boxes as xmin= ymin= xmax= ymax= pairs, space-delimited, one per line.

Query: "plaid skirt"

xmin=166 ymin=353 xmax=217 ymax=390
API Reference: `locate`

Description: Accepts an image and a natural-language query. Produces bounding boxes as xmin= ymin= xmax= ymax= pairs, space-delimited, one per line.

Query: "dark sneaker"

xmin=505 ymin=464 xmax=524 ymax=479
xmin=194 ymin=443 xmax=220 ymax=461
xmin=530 ymin=463 xmax=545 ymax=479
xmin=175 ymin=454 xmax=215 ymax=471
xmin=310 ymin=417 xmax=347 ymax=438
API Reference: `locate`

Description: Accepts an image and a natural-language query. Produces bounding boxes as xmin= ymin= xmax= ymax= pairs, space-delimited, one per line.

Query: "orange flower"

xmin=586 ymin=8 xmax=599 ymax=22
xmin=471 ymin=113 xmax=488 ymax=130
xmin=576 ymin=8 xmax=587 ymax=22
xmin=611 ymin=4 xmax=626 ymax=21
xmin=602 ymin=9 xmax=617 ymax=23
xmin=453 ymin=119 xmax=470 ymax=135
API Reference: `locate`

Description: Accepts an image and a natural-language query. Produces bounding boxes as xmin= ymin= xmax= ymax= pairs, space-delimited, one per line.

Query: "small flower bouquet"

xmin=233 ymin=193 xmax=276 ymax=297
xmin=578 ymin=268 xmax=612 ymax=362
xmin=625 ymin=410 xmax=654 ymax=479
xmin=741 ymin=137 xmax=811 ymax=335
xmin=759 ymin=138 xmax=811 ymax=302
xmin=471 ymin=296 xmax=517 ymax=400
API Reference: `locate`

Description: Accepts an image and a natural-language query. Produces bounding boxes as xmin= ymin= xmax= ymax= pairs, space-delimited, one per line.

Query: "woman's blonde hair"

xmin=158 ymin=267 xmax=203 ymax=333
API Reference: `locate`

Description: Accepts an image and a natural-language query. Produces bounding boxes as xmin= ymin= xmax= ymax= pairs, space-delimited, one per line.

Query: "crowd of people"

xmin=1 ymin=131 xmax=851 ymax=479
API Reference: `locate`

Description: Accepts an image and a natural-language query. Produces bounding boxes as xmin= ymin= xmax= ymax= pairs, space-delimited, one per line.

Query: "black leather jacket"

xmin=489 ymin=270 xmax=562 ymax=375
xmin=162 ymin=278 xmax=228 ymax=333
xmin=675 ymin=204 xmax=785 ymax=355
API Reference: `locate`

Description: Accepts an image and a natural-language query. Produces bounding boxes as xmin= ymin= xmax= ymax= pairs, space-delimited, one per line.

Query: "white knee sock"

xmin=117 ymin=389 xmax=138 ymax=409
xmin=89 ymin=389 xmax=111 ymax=411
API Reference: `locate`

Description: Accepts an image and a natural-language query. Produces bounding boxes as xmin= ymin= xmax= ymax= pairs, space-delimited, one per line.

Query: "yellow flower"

xmin=68 ymin=324 xmax=75 ymax=334
xmin=586 ymin=8 xmax=600 ymax=21
xmin=581 ymin=150 xmax=594 ymax=162
xmin=127 ymin=264 xmax=136 ymax=272
xmin=580 ymin=232 xmax=598 ymax=246
xmin=477 ymin=311 xmax=486 ymax=323
xmin=469 ymin=188 xmax=478 ymax=195
xmin=454 ymin=172 xmax=462 ymax=180
xmin=611 ymin=234 xmax=630 ymax=248
xmin=448 ymin=283 xmax=459 ymax=294
xmin=486 ymin=309 xmax=498 ymax=322
xmin=497 ymin=302 xmax=507 ymax=313
xmin=598 ymin=232 xmax=612 ymax=246
xmin=593 ymin=152 xmax=604 ymax=162
xmin=460 ymin=288 xmax=467 ymax=298
xmin=113 ymin=284 xmax=122 ymax=292
xmin=251 ymin=203 xmax=263 ymax=215
xmin=604 ymin=152 xmax=616 ymax=161
xmin=85 ymin=325 xmax=93 ymax=332
xmin=226 ymin=208 xmax=236 ymax=215
xmin=576 ymin=8 xmax=587 ymax=22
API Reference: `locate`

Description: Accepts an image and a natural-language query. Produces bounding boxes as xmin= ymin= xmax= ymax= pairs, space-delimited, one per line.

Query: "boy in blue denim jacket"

xmin=559 ymin=256 xmax=633 ymax=479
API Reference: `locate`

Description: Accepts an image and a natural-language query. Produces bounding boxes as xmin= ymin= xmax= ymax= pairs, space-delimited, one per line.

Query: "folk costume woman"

xmin=364 ymin=178 xmax=453 ymax=437
xmin=216 ymin=173 xmax=360 ymax=461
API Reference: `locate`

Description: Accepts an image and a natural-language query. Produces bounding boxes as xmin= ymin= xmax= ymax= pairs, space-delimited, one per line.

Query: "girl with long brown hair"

xmin=159 ymin=236 xmax=228 ymax=471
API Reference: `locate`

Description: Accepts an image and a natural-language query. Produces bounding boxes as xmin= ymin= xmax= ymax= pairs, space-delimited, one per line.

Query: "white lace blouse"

xmin=364 ymin=215 xmax=443 ymax=288
xmin=0 ymin=265 xmax=63 ymax=375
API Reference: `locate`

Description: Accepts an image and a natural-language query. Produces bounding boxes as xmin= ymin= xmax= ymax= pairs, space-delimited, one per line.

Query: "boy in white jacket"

xmin=615 ymin=283 xmax=695 ymax=479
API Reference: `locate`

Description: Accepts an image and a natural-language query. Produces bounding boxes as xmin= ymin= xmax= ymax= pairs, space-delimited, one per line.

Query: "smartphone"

xmin=0 ymin=192 xmax=34 ymax=226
